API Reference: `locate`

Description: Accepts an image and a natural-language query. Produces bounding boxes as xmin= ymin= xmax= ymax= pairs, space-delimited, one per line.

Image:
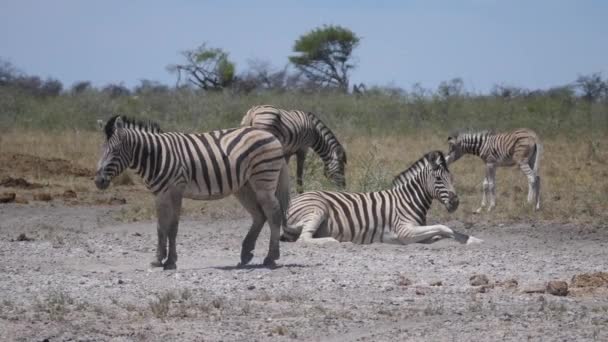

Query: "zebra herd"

xmin=94 ymin=105 xmax=542 ymax=270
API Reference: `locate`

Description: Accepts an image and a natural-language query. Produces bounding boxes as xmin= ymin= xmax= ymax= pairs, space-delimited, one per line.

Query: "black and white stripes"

xmin=446 ymin=128 xmax=542 ymax=211
xmin=95 ymin=116 xmax=291 ymax=269
xmin=241 ymin=105 xmax=347 ymax=192
xmin=282 ymin=151 xmax=481 ymax=245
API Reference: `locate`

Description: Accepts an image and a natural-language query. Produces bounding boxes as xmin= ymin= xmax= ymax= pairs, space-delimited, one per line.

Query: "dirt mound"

xmin=0 ymin=153 xmax=93 ymax=178
xmin=0 ymin=176 xmax=43 ymax=189
xmin=571 ymin=272 xmax=608 ymax=288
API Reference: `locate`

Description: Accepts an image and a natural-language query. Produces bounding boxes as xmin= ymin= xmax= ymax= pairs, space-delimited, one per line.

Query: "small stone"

xmin=430 ymin=281 xmax=443 ymax=286
xmin=118 ymin=279 xmax=124 ymax=285
xmin=16 ymin=233 xmax=34 ymax=242
xmin=470 ymin=274 xmax=490 ymax=286
xmin=247 ymin=285 xmax=256 ymax=290
xmin=546 ymin=281 xmax=568 ymax=296
xmin=398 ymin=276 xmax=412 ymax=287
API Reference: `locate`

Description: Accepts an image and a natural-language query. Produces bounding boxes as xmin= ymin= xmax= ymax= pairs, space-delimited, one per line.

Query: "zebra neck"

xmin=460 ymin=133 xmax=487 ymax=156
xmin=391 ymin=177 xmax=433 ymax=225
xmin=309 ymin=114 xmax=339 ymax=163
xmin=129 ymin=131 xmax=166 ymax=186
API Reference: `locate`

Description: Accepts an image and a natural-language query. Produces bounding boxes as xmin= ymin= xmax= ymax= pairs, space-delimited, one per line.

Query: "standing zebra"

xmin=241 ymin=105 xmax=347 ymax=192
xmin=445 ymin=128 xmax=542 ymax=212
xmin=94 ymin=116 xmax=290 ymax=270
xmin=281 ymin=151 xmax=482 ymax=245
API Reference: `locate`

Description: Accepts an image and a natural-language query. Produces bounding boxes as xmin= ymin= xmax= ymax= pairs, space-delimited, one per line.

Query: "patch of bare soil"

xmin=0 ymin=176 xmax=43 ymax=189
xmin=571 ymin=272 xmax=608 ymax=288
xmin=0 ymin=205 xmax=607 ymax=341
xmin=0 ymin=153 xmax=93 ymax=178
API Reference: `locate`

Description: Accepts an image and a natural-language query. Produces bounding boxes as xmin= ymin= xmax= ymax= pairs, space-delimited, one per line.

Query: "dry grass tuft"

xmin=2 ymin=129 xmax=607 ymax=225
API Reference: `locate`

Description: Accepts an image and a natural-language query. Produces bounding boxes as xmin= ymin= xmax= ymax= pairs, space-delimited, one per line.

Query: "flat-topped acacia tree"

xmin=289 ymin=25 xmax=360 ymax=92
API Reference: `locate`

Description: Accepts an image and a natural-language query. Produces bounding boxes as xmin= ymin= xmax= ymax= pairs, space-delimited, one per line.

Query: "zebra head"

xmin=445 ymin=134 xmax=463 ymax=165
xmin=95 ymin=115 xmax=132 ymax=190
xmin=426 ymin=151 xmax=459 ymax=213
xmin=325 ymin=147 xmax=347 ymax=188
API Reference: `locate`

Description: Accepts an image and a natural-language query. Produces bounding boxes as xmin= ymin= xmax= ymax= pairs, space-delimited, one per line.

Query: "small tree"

xmin=71 ymin=81 xmax=92 ymax=94
xmin=167 ymin=43 xmax=235 ymax=91
xmin=289 ymin=25 xmax=360 ymax=91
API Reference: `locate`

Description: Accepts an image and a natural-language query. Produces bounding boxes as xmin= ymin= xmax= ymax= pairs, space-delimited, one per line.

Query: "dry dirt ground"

xmin=1 ymin=153 xmax=608 ymax=341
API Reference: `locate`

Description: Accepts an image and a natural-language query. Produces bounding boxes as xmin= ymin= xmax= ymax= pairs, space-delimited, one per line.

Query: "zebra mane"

xmin=392 ymin=151 xmax=447 ymax=188
xmin=104 ymin=115 xmax=163 ymax=140
xmin=449 ymin=129 xmax=495 ymax=141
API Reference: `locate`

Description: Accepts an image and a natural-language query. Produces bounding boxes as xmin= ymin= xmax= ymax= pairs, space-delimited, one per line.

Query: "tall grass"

xmin=1 ymin=88 xmax=607 ymax=225
xmin=1 ymin=88 xmax=606 ymax=139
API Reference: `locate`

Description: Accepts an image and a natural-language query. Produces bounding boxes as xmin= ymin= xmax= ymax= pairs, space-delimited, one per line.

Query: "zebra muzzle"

xmin=94 ymin=174 xmax=111 ymax=190
xmin=446 ymin=193 xmax=459 ymax=213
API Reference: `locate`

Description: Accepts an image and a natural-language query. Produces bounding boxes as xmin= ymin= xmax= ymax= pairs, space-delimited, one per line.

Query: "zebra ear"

xmin=96 ymin=119 xmax=105 ymax=131
xmin=428 ymin=151 xmax=444 ymax=170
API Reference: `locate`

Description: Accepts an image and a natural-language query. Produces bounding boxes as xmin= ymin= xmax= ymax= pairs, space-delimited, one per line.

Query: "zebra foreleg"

xmin=396 ymin=224 xmax=483 ymax=245
xmin=155 ymin=188 xmax=183 ymax=270
xmin=150 ymin=223 xmax=167 ymax=267
xmin=235 ymin=186 xmax=266 ymax=267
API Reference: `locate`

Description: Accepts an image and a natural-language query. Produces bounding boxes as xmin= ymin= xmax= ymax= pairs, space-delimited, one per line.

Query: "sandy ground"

xmin=1 ymin=200 xmax=607 ymax=342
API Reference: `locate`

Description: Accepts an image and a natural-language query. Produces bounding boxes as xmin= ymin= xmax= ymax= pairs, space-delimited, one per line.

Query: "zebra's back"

xmin=241 ymin=105 xmax=313 ymax=156
xmin=139 ymin=127 xmax=285 ymax=198
xmin=482 ymin=128 xmax=541 ymax=165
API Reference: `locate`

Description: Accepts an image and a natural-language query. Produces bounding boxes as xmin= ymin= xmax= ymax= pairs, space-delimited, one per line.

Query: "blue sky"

xmin=1 ymin=0 xmax=606 ymax=92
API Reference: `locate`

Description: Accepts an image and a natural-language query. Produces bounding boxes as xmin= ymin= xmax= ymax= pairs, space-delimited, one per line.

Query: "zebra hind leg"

xmin=296 ymin=210 xmax=337 ymax=244
xmin=519 ymin=162 xmax=537 ymax=205
xmin=235 ymin=185 xmax=267 ymax=267
xmin=257 ymin=192 xmax=283 ymax=269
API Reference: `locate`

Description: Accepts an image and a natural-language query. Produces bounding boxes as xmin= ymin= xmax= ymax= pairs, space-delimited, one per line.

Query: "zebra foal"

xmin=241 ymin=105 xmax=347 ymax=192
xmin=446 ymin=128 xmax=542 ymax=212
xmin=94 ymin=116 xmax=290 ymax=269
xmin=281 ymin=151 xmax=482 ymax=245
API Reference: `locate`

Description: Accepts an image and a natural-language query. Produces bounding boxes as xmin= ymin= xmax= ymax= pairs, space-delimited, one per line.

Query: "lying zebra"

xmin=241 ymin=105 xmax=347 ymax=192
xmin=446 ymin=128 xmax=542 ymax=212
xmin=281 ymin=151 xmax=482 ymax=245
xmin=95 ymin=116 xmax=290 ymax=270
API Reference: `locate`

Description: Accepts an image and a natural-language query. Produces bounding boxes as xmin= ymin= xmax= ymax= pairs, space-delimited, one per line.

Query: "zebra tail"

xmin=276 ymin=161 xmax=291 ymax=228
xmin=533 ymin=141 xmax=542 ymax=175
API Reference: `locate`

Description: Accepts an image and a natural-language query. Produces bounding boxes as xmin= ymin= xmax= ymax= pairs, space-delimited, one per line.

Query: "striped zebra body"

xmin=241 ymin=105 xmax=347 ymax=192
xmin=95 ymin=116 xmax=290 ymax=269
xmin=446 ymin=128 xmax=542 ymax=211
xmin=282 ymin=151 xmax=481 ymax=245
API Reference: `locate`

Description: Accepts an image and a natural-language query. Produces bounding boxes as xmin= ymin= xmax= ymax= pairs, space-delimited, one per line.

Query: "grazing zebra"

xmin=281 ymin=151 xmax=482 ymax=245
xmin=445 ymin=128 xmax=542 ymax=212
xmin=241 ymin=105 xmax=347 ymax=192
xmin=94 ymin=116 xmax=290 ymax=270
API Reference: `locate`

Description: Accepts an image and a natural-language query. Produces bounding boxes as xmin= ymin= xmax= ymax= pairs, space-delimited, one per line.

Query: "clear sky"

xmin=1 ymin=0 xmax=606 ymax=92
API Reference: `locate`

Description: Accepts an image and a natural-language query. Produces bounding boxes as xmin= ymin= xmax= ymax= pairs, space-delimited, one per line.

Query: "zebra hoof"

xmin=150 ymin=260 xmax=164 ymax=267
xmin=263 ymin=258 xmax=278 ymax=269
xmin=163 ymin=263 xmax=177 ymax=270
xmin=240 ymin=252 xmax=254 ymax=266
xmin=466 ymin=236 xmax=483 ymax=245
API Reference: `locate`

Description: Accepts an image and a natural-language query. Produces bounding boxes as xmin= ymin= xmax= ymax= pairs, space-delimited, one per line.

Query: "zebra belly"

xmin=327 ymin=215 xmax=386 ymax=244
xmin=182 ymin=182 xmax=234 ymax=201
